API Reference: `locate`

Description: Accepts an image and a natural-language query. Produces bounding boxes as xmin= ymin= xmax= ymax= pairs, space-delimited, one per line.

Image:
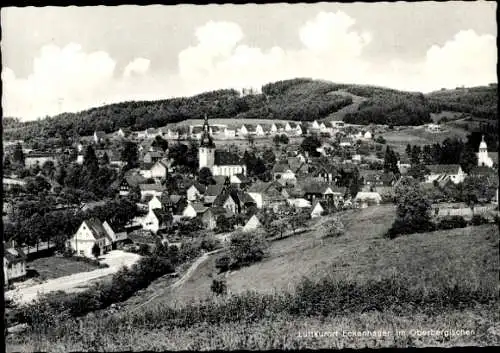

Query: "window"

xmin=79 ymin=250 xmax=84 ymax=256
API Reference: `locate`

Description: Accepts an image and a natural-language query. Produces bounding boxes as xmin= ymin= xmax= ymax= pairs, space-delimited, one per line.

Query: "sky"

xmin=1 ymin=2 xmax=497 ymax=121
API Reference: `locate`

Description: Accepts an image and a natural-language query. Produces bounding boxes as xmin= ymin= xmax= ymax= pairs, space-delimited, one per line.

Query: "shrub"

xmin=16 ymin=255 xmax=175 ymax=326
xmin=199 ymin=236 xmax=222 ymax=252
xmin=322 ymin=218 xmax=344 ymax=238
xmin=437 ymin=216 xmax=467 ymax=230
xmin=137 ymin=244 xmax=151 ymax=256
xmin=470 ymin=214 xmax=489 ymax=226
xmin=229 ymin=231 xmax=269 ymax=268
xmin=210 ymin=278 xmax=227 ymax=296
xmin=215 ymin=255 xmax=231 ymax=273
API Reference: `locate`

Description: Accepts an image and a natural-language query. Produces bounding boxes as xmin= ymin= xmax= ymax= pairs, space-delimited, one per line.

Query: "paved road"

xmin=5 ymin=251 xmax=141 ymax=304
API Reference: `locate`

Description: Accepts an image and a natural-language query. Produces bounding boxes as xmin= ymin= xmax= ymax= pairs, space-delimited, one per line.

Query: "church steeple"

xmin=200 ymin=114 xmax=215 ymax=148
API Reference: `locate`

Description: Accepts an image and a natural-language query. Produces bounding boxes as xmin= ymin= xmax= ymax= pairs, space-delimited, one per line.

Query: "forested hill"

xmin=3 ymin=78 xmax=497 ymax=141
xmin=425 ymin=84 xmax=498 ymax=121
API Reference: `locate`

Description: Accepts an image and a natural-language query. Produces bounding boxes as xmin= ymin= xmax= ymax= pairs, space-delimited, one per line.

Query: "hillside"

xmin=9 ymin=208 xmax=499 ymax=350
xmin=3 ymin=79 xmax=497 ymax=142
xmin=425 ymin=84 xmax=498 ymax=121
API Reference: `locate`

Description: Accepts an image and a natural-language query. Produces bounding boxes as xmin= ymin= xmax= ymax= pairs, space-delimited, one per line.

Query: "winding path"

xmin=132 ymin=248 xmax=224 ymax=310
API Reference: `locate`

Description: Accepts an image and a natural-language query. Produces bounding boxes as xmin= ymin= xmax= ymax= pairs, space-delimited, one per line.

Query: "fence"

xmin=434 ymin=204 xmax=497 ymax=218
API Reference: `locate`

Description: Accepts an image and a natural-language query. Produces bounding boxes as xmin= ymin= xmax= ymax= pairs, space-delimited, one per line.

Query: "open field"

xmin=324 ymin=89 xmax=368 ymax=121
xmin=26 ymin=256 xmax=102 ymax=281
xmin=382 ymin=124 xmax=469 ymax=156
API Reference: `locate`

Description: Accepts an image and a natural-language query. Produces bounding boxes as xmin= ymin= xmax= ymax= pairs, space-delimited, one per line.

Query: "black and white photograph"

xmin=2 ymin=1 xmax=499 ymax=351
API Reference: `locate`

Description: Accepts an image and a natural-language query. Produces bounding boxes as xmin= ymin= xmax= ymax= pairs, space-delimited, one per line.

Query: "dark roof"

xmin=301 ymin=182 xmax=330 ymax=195
xmin=247 ymin=181 xmax=273 ymax=193
xmin=205 ymin=183 xmax=225 ymax=197
xmin=189 ymin=181 xmax=206 ymax=194
xmin=469 ymin=166 xmax=497 ymax=177
xmin=426 ymin=164 xmax=461 ymax=175
xmin=243 ymin=124 xmax=257 ymax=132
xmin=213 ymin=191 xmax=236 ymax=207
xmin=94 ymin=131 xmax=105 ymax=137
xmin=273 ymin=163 xmax=294 ymax=173
xmin=84 ymin=218 xmax=109 ymax=240
xmin=124 ymin=173 xmax=148 ymax=187
xmin=192 ymin=202 xmax=209 ymax=214
xmin=80 ymin=200 xmax=107 ymax=211
xmin=4 ymin=247 xmax=27 ymax=263
xmin=231 ymin=173 xmax=251 ymax=183
xmin=139 ymin=183 xmax=166 ymax=192
xmin=214 ymin=150 xmax=243 ymax=165
xmin=212 ymin=175 xmax=229 ymax=185
xmin=152 ymin=209 xmax=172 ymax=227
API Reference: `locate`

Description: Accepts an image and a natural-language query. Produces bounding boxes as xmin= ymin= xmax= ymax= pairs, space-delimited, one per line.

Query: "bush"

xmin=215 ymin=255 xmax=231 ymax=273
xmin=199 ymin=236 xmax=222 ymax=252
xmin=16 ymin=255 xmax=175 ymax=326
xmin=470 ymin=214 xmax=489 ymax=226
xmin=323 ymin=218 xmax=344 ymax=238
xmin=229 ymin=231 xmax=269 ymax=268
xmin=437 ymin=216 xmax=467 ymax=230
xmin=210 ymin=278 xmax=227 ymax=296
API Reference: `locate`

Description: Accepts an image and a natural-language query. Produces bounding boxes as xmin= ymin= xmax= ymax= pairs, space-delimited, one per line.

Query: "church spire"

xmin=200 ymin=114 xmax=215 ymax=148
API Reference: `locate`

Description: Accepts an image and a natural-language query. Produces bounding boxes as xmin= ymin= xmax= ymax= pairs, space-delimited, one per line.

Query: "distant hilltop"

xmin=3 ymin=78 xmax=497 ymax=142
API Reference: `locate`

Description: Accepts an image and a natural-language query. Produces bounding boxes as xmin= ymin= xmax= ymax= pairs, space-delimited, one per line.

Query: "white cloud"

xmin=123 ymin=57 xmax=150 ymax=77
xmin=177 ymin=11 xmax=373 ymax=95
xmin=422 ymin=30 xmax=497 ymax=91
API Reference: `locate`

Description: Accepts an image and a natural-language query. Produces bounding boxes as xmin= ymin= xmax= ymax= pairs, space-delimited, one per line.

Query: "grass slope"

xmin=8 ymin=205 xmax=499 ymax=351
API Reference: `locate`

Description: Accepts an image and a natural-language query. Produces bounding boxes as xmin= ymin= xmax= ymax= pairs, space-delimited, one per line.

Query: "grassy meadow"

xmin=8 ymin=205 xmax=500 ymax=350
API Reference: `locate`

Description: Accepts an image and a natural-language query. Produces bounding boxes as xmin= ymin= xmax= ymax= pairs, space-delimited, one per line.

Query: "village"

xmin=3 ymin=112 xmax=499 ymax=297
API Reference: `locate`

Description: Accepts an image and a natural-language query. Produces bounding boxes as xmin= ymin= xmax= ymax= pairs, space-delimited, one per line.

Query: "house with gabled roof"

xmin=67 ymin=218 xmax=115 ymax=257
xmin=93 ymin=130 xmax=106 ymax=144
xmin=247 ymin=181 xmax=286 ymax=210
xmin=354 ymin=192 xmax=382 ymax=208
xmin=230 ymin=173 xmax=251 ymax=188
xmin=242 ymin=214 xmax=263 ymax=232
xmin=150 ymin=159 xmax=171 ymax=181
xmin=213 ymin=190 xmax=239 ymax=214
xmin=255 ymin=124 xmax=266 ymax=136
xmin=142 ymin=208 xmax=172 ymax=234
xmin=424 ymin=164 xmax=466 ymax=184
xmin=139 ymin=183 xmax=166 ymax=198
xmin=187 ymin=181 xmax=206 ymax=201
xmin=272 ymin=162 xmax=297 ymax=182
xmin=4 ymin=242 xmax=27 ymax=285
xmin=310 ymin=200 xmax=325 ymax=218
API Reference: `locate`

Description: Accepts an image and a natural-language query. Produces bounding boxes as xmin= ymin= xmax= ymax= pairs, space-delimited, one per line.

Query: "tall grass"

xmin=23 ymin=272 xmax=498 ymax=340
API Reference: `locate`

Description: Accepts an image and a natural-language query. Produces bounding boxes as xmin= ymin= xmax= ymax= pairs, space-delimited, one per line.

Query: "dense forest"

xmin=425 ymin=84 xmax=498 ymax=120
xmin=3 ymin=79 xmax=497 ymax=142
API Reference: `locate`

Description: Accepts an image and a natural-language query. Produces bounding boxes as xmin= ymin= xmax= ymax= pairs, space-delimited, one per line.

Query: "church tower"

xmin=199 ymin=114 xmax=215 ymax=170
xmin=478 ymin=135 xmax=493 ymax=167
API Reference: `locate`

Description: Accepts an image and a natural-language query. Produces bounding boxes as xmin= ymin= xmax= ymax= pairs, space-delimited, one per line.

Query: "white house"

xmin=224 ymin=128 xmax=236 ymax=138
xmin=424 ymin=164 xmax=466 ymax=184
xmin=139 ymin=184 xmax=166 ymax=198
xmin=363 ymin=131 xmax=373 ymax=139
xmin=255 ymin=124 xmax=266 ymax=136
xmin=93 ymin=131 xmax=105 ymax=144
xmin=310 ymin=120 xmax=320 ymax=130
xmin=239 ymin=124 xmax=249 ymax=136
xmin=67 ymin=218 xmax=113 ymax=258
xmin=287 ymin=198 xmax=311 ymax=208
xmin=310 ymin=200 xmax=324 ymax=218
xmin=242 ymin=214 xmax=262 ymax=232
xmin=148 ymin=195 xmax=162 ymax=211
xmin=182 ymin=203 xmax=197 ymax=219
xmin=142 ymin=208 xmax=172 ymax=234
xmin=270 ymin=123 xmax=279 ymax=134
xmin=4 ymin=244 xmax=27 ymax=285
xmin=151 ymin=160 xmax=169 ymax=180
xmin=354 ymin=192 xmax=382 ymax=208
xmin=187 ymin=182 xmax=206 ymax=201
